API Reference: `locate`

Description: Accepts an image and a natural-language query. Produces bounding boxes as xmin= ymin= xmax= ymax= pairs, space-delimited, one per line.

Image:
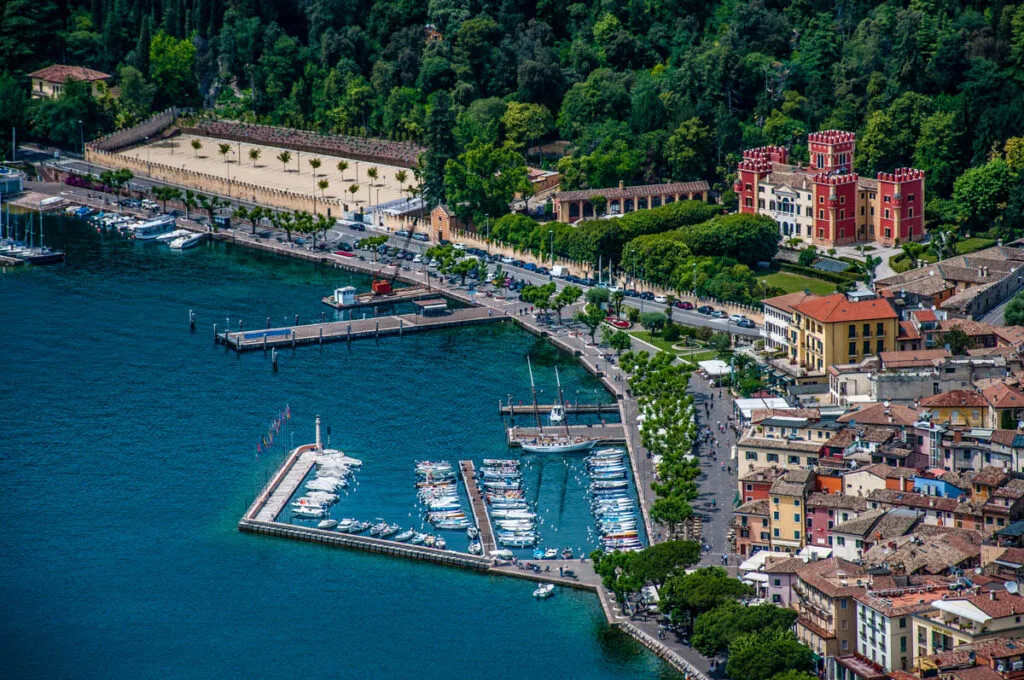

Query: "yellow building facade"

xmin=790 ymin=293 xmax=900 ymax=374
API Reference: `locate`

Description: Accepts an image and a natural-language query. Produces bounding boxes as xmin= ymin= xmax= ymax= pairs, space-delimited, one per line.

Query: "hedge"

xmin=779 ymin=263 xmax=861 ymax=284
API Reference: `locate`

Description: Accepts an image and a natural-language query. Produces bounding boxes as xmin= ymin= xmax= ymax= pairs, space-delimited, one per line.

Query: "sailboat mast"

xmin=555 ymin=366 xmax=571 ymax=437
xmin=528 ymin=357 xmax=543 ymax=433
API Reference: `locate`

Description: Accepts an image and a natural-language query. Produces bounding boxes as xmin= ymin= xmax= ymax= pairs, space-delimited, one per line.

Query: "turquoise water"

xmin=0 ymin=216 xmax=670 ymax=679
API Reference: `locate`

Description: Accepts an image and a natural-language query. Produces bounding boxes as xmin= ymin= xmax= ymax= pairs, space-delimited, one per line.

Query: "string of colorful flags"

xmin=256 ymin=404 xmax=291 ymax=458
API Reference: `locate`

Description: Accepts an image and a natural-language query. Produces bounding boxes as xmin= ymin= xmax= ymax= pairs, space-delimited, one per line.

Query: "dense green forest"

xmin=2 ymin=0 xmax=1024 ymax=235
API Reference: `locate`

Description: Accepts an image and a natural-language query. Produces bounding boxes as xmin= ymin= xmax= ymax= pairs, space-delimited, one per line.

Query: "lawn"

xmin=756 ymin=271 xmax=838 ymax=296
xmin=957 ymin=237 xmax=997 ymax=255
xmin=629 ymin=330 xmax=719 ymax=362
xmin=630 ymin=330 xmax=680 ymax=354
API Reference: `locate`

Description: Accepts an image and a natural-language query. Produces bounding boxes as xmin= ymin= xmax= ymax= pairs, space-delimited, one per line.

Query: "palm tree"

xmin=218 ymin=143 xmax=231 ymax=163
xmin=336 ymin=160 xmax=349 ymax=180
xmin=277 ymin=151 xmax=292 ymax=172
xmin=191 ymin=139 xmax=202 ymax=158
xmin=367 ymin=166 xmax=379 ymax=185
xmin=611 ymin=290 xmax=626 ymax=318
xmin=249 ymin=148 xmax=261 ymax=167
xmin=395 ymin=169 xmax=408 ymax=197
xmin=234 ymin=205 xmax=249 ymax=232
xmin=348 ymin=183 xmax=360 ymax=204
xmin=318 ymin=178 xmax=329 ymax=198
xmin=308 ymin=157 xmax=322 ymax=176
xmin=278 ymin=211 xmax=294 ymax=241
xmin=183 ymin=190 xmax=197 ymax=219
xmin=249 ymin=206 xmax=265 ymax=234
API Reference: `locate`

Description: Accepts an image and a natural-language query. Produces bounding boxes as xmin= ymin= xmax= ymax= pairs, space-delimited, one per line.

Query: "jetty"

xmin=499 ymin=402 xmax=619 ymax=416
xmin=321 ymin=285 xmax=436 ymax=311
xmin=216 ymin=307 xmax=502 ymax=352
xmin=507 ymin=423 xmax=626 ymax=447
xmin=459 ymin=460 xmax=496 ymax=556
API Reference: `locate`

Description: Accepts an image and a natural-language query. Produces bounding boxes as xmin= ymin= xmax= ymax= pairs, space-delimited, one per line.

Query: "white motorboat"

xmin=468 ymin=541 xmax=482 ymax=555
xmin=155 ymin=229 xmax=191 ymax=243
xmin=132 ymin=215 xmax=176 ymax=240
xmin=394 ymin=529 xmax=416 ymax=542
xmin=533 ymin=583 xmax=555 ymax=599
xmin=466 ymin=526 xmax=480 ymax=540
xmin=521 ymin=438 xmax=597 ymax=454
xmin=318 ymin=519 xmax=339 ymax=529
xmin=169 ymin=232 xmax=207 ymax=250
xmin=292 ymin=506 xmax=325 ymax=519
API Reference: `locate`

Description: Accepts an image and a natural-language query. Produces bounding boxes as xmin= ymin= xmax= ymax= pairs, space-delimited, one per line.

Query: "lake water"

xmin=0 ymin=215 xmax=669 ymax=679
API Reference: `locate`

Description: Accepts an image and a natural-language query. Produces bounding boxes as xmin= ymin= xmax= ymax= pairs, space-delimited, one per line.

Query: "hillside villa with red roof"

xmin=28 ymin=64 xmax=111 ymax=99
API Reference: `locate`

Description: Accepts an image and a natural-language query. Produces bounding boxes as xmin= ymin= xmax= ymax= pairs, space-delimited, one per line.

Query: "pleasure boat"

xmin=411 ymin=532 xmax=429 ymax=545
xmin=468 ymin=541 xmax=482 ymax=555
xmin=466 ymin=526 xmax=480 ymax=540
xmin=335 ymin=518 xmax=358 ymax=532
xmin=169 ymin=232 xmax=207 ymax=250
xmin=522 ymin=437 xmax=597 ymax=454
xmin=543 ymin=548 xmax=559 ymax=559
xmin=155 ymin=228 xmax=191 ymax=243
xmin=379 ymin=523 xmax=402 ymax=537
xmin=131 ymin=215 xmax=176 ymax=240
xmin=435 ymin=536 xmax=447 ymax=550
xmin=394 ymin=529 xmax=416 ymax=542
xmin=492 ymin=549 xmax=515 ymax=560
xmin=318 ymin=519 xmax=339 ymax=530
xmin=369 ymin=520 xmax=388 ymax=536
xmin=292 ymin=506 xmax=325 ymax=519
xmin=533 ymin=583 xmax=555 ymax=599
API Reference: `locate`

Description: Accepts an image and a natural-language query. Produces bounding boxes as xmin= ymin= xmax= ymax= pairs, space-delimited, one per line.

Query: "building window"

xmin=794 ymin=499 xmax=800 ymax=507
xmin=758 ymin=199 xmax=765 ymax=209
xmin=819 ymin=195 xmax=824 ymax=204
xmin=839 ymin=210 xmax=845 ymax=220
xmin=759 ymin=186 xmax=765 ymax=193
xmin=909 ymin=207 xmax=914 ymax=218
xmin=863 ymin=340 xmax=871 ymax=354
xmin=884 ymin=196 xmax=891 ymax=203
xmin=746 ymin=484 xmax=752 ymax=491
xmin=794 ymin=513 xmax=801 ymax=522
xmin=885 ymin=209 xmax=890 ymax=219
xmin=774 ymin=528 xmax=780 ymax=537
xmin=849 ymin=325 xmax=856 ymax=338
xmin=774 ymin=511 xmax=780 ymax=520
xmin=900 ymin=618 xmax=907 ymax=629
xmin=788 ymin=455 xmax=799 ymax=464
xmin=767 ymin=453 xmax=779 ymax=462
xmin=849 ymin=341 xmax=857 ymax=356
xmin=818 ymin=209 xmax=824 ymax=219
xmin=774 ymin=578 xmax=781 ymax=587
xmin=908 ymin=194 xmax=915 ymax=202
xmin=836 ymin=536 xmax=846 ymax=546
xmin=877 ymin=339 xmax=884 ymax=353
xmin=863 ymin=323 xmax=871 ymax=337
xmin=877 ymin=322 xmax=884 ymax=336
xmin=794 ymin=530 xmax=800 ymax=540
xmin=901 ymin=637 xmax=907 ymax=652
xmin=745 ymin=184 xmax=752 ymax=191
xmin=746 ymin=452 xmax=758 ymax=460
xmin=841 ymin=599 xmax=847 ymax=609
xmin=840 ymin=196 xmax=845 ymax=204
xmin=841 ymin=640 xmax=848 ymax=651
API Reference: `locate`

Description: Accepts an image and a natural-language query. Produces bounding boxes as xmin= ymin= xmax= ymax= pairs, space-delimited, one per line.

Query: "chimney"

xmin=979 ymin=267 xmax=984 ymax=278
xmin=929 ymin=498 xmax=936 ymax=507
xmin=991 ymin=591 xmax=998 ymax=601
xmin=618 ymin=180 xmax=624 ymax=190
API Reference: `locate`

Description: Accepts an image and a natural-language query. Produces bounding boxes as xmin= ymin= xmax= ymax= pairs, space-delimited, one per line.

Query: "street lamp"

xmin=78 ymin=120 xmax=87 ymax=176
xmin=549 ymin=228 xmax=554 ymax=265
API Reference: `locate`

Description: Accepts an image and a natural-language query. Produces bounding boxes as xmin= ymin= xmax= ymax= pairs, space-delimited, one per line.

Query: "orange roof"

xmin=983 ymin=382 xmax=1024 ymax=409
xmin=899 ymin=321 xmax=922 ymax=340
xmin=28 ymin=64 xmax=111 ymax=83
xmin=912 ymin=309 xmax=938 ymax=322
xmin=793 ymin=293 xmax=898 ymax=323
xmin=763 ymin=291 xmax=819 ymax=315
xmin=920 ymin=389 xmax=989 ymax=408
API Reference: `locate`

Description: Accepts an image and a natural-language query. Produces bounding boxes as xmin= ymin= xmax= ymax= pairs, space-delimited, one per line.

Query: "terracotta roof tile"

xmin=880 ymin=349 xmax=951 ymax=368
xmin=735 ymin=499 xmax=770 ymax=515
xmin=807 ymin=492 xmax=868 ymax=511
xmin=556 ymin=181 xmax=710 ymax=202
xmin=983 ymin=382 xmax=1024 ymax=409
xmin=920 ymin=390 xmax=989 ymax=408
xmin=793 ymin=293 xmax=898 ymax=323
xmin=794 ymin=557 xmax=868 ymax=597
xmin=972 ymin=466 xmax=1009 ymax=487
xmin=943 ymin=591 xmax=1024 ymax=619
xmin=837 ymin=403 xmax=925 ymax=427
xmin=28 ymin=64 xmax=112 ymax=82
xmin=867 ymin=488 xmax=959 ymax=512
xmin=763 ymin=291 xmax=819 ymax=315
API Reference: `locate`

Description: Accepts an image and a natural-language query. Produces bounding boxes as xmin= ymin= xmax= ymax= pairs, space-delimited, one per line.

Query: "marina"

xmin=216 ymin=306 xmax=504 ymax=351
xmin=507 ymin=424 xmax=627 ymax=447
xmin=459 ymin=461 xmax=496 ymax=556
xmin=499 ymin=402 xmax=620 ymax=416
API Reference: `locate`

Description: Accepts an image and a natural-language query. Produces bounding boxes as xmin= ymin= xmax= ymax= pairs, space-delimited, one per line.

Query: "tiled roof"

xmin=994 ymin=547 xmax=1024 ymax=566
xmin=837 ymin=402 xmax=924 ymax=427
xmin=751 ymin=407 xmax=821 ymax=423
xmin=735 ymin=499 xmax=770 ymax=515
xmin=794 ymin=557 xmax=868 ymax=597
xmin=832 ymin=509 xmax=886 ymax=537
xmin=28 ymin=64 xmax=112 ymax=82
xmin=994 ymin=325 xmax=1024 ymax=347
xmin=807 ymin=492 xmax=868 ymax=511
xmin=868 ymin=488 xmax=958 ymax=512
xmin=555 ymin=181 xmax=710 ymax=202
xmin=763 ymin=291 xmax=819 ymax=315
xmin=855 ymin=585 xmax=949 ymax=617
xmin=942 ymin=591 xmax=1024 ymax=619
xmin=792 ymin=293 xmax=898 ymax=323
xmin=938 ymin=318 xmax=1002 ymax=338
xmin=991 ymin=430 xmax=1024 ymax=448
xmin=920 ymin=389 xmax=989 ymax=408
xmin=949 ymin=666 xmax=1004 ymax=680
xmin=898 ymin=321 xmax=922 ymax=340
xmin=983 ymin=382 xmax=1024 ymax=409
xmin=737 ymin=435 xmax=824 ymax=453
xmin=972 ymin=466 xmax=1009 ymax=487
xmin=763 ymin=556 xmax=806 ymax=574
xmin=739 ymin=466 xmax=789 ymax=483
xmin=913 ymin=309 xmax=939 ymax=322
xmin=994 ymin=479 xmax=1024 ymax=499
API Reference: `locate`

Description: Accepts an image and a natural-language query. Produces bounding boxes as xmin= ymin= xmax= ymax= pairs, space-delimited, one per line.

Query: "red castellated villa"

xmin=734 ymin=130 xmax=925 ymax=248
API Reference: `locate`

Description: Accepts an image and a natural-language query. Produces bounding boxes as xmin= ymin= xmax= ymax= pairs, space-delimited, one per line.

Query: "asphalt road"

xmin=49 ymin=156 xmax=762 ymax=339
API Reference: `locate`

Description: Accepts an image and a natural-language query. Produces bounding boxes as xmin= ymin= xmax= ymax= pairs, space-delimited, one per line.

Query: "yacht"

xmin=131 ymin=215 xmax=176 ymax=240
xmin=519 ymin=360 xmax=598 ymax=454
xmin=533 ymin=584 xmax=555 ymax=599
xmin=155 ymin=229 xmax=191 ymax=243
xmin=169 ymin=232 xmax=207 ymax=250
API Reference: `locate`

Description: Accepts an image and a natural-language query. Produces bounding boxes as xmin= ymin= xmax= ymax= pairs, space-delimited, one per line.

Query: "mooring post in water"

xmin=319 ymin=327 xmax=323 ymax=345
xmin=266 ymin=316 xmax=271 ymax=329
xmin=347 ymin=323 xmax=352 ymax=344
xmin=291 ymin=330 xmax=296 ymax=349
xmin=272 ymin=348 xmax=278 ymax=370
xmin=399 ymin=318 xmax=403 ymax=336
xmin=321 ymin=311 xmax=325 ymax=322
xmin=213 ymin=323 xmax=218 ymax=343
xmin=189 ymin=309 xmax=196 ymax=331
xmin=263 ymin=334 xmax=268 ymax=353
xmin=239 ymin=319 xmax=243 ymax=331
xmin=294 ymin=313 xmax=299 ymax=325
xmin=375 ymin=319 xmax=379 ymax=340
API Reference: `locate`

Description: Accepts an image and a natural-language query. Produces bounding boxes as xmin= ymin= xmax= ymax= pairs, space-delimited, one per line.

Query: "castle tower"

xmin=808 ymin=130 xmax=856 ymax=174
xmin=875 ymin=168 xmax=925 ymax=246
xmin=812 ymin=173 xmax=859 ymax=247
xmin=734 ymin=149 xmax=776 ymax=214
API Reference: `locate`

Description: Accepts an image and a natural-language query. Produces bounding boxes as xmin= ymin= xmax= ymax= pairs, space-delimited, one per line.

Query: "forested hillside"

xmin=3 ymin=0 xmax=1024 ymax=228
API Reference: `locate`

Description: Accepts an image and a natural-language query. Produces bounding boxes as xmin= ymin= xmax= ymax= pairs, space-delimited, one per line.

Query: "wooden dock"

xmin=217 ymin=307 xmax=503 ymax=352
xmin=499 ymin=402 xmax=620 ymax=416
xmin=320 ymin=285 xmax=436 ymax=311
xmin=507 ymin=423 xmax=627 ymax=447
xmin=460 ymin=460 xmax=496 ymax=556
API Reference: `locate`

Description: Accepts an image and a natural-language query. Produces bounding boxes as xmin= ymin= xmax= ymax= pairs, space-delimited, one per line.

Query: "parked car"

xmin=581 ymin=278 xmax=596 ymax=286
xmin=348 ymin=222 xmax=366 ymax=231
xmin=639 ymin=292 xmax=655 ymax=301
xmin=511 ymin=259 xmax=524 ymax=267
xmin=711 ymin=310 xmax=727 ymax=318
xmin=654 ymin=295 xmax=667 ymax=304
xmin=729 ymin=314 xmax=747 ymax=323
xmin=737 ymin=318 xmax=757 ymax=328
xmin=412 ymin=233 xmax=429 ymax=242
xmin=413 ymin=254 xmax=423 ymax=263
xmin=607 ymin=286 xmax=621 ymax=293
xmin=523 ymin=262 xmax=538 ymax=271
xmin=336 ymin=242 xmax=353 ymax=252
xmin=625 ymin=289 xmax=640 ymax=298
xmin=500 ymin=256 xmax=514 ymax=264
xmin=396 ymin=229 xmax=410 ymax=237
xmin=536 ymin=266 xmax=550 ymax=275
xmin=295 ymin=237 xmax=307 ymax=246
xmin=674 ymin=300 xmax=695 ymax=310
xmin=697 ymin=305 xmax=714 ymax=315
xmin=453 ymin=242 xmax=467 ymax=251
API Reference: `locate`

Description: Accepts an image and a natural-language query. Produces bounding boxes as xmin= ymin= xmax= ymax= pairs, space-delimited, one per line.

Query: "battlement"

xmin=738 ymin=157 xmax=773 ymax=173
xmin=813 ymin=172 xmax=859 ymax=186
xmin=744 ymin=145 xmax=788 ymax=164
xmin=808 ymin=130 xmax=857 ymax=144
xmin=877 ymin=168 xmax=925 ymax=183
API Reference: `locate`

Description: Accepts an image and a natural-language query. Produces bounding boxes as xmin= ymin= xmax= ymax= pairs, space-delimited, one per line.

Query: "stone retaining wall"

xmin=90 ymin=108 xmax=181 ymax=152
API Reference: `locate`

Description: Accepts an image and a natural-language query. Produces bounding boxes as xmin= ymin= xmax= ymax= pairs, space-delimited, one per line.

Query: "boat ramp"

xmin=216 ymin=307 xmax=502 ymax=352
xmin=459 ymin=460 xmax=496 ymax=556
xmin=507 ymin=424 xmax=626 ymax=447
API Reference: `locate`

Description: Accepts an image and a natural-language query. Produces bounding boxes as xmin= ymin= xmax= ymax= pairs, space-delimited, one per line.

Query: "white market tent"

xmin=733 ymin=397 xmax=791 ymax=422
xmin=698 ymin=359 xmax=732 ymax=377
